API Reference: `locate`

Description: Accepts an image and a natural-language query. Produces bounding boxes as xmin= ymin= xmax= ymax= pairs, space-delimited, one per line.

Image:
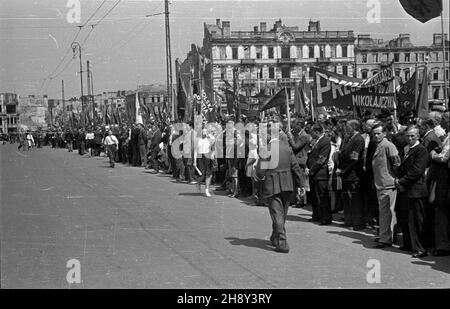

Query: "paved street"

xmin=1 ymin=143 xmax=449 ymax=289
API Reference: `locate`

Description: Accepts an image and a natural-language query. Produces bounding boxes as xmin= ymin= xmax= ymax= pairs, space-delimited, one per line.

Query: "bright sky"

xmin=1 ymin=0 xmax=448 ymax=98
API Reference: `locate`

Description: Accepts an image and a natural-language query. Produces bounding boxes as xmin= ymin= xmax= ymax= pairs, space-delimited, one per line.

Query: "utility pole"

xmin=71 ymin=42 xmax=84 ymax=126
xmin=440 ymin=11 xmax=449 ymax=110
xmin=164 ymin=0 xmax=174 ymax=121
xmin=90 ymin=70 xmax=95 ymax=126
xmin=61 ymin=80 xmax=65 ymax=127
xmin=87 ymin=60 xmax=94 ymax=126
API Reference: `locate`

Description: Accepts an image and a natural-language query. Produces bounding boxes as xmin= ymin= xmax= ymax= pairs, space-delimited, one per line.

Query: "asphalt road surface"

xmin=1 ymin=143 xmax=449 ymax=288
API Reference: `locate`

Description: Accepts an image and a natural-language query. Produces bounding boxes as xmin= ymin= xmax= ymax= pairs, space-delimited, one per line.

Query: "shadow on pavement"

xmin=225 ymin=237 xmax=275 ymax=252
xmin=178 ymin=192 xmax=204 ymax=197
xmin=411 ymin=258 xmax=450 ymax=275
xmin=326 ymin=230 xmax=411 ymax=256
xmin=286 ymin=214 xmax=312 ymax=223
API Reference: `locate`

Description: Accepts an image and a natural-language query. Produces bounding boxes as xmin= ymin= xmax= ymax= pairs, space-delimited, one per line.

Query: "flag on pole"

xmin=260 ymin=88 xmax=287 ymax=112
xmin=135 ymin=92 xmax=143 ymax=125
xmin=399 ymin=0 xmax=443 ymax=23
xmin=294 ymin=84 xmax=306 ymax=117
xmin=417 ymin=66 xmax=429 ymax=117
xmin=397 ymin=71 xmax=418 ymax=115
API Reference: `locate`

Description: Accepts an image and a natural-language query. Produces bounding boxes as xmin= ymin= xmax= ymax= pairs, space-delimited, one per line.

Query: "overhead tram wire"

xmin=80 ymin=0 xmax=122 ymax=47
xmin=38 ymin=0 xmax=109 ymax=94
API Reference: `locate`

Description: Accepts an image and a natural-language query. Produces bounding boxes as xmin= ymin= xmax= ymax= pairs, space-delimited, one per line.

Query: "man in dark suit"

xmin=306 ymin=124 xmax=332 ymax=224
xmin=418 ymin=118 xmax=442 ymax=248
xmin=337 ymin=120 xmax=366 ymax=230
xmin=287 ymin=119 xmax=312 ymax=208
xmin=256 ymin=129 xmax=304 ymax=253
xmin=137 ymin=123 xmax=148 ymax=167
xmin=149 ymin=125 xmax=162 ymax=173
xmin=395 ymin=126 xmax=429 ymax=258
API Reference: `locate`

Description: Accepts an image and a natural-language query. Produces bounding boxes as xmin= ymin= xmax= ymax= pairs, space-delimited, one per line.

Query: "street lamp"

xmin=71 ymin=42 xmax=84 ymax=125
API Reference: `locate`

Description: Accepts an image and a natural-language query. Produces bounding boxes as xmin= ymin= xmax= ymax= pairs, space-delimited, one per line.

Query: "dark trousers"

xmin=106 ymin=145 xmax=117 ymax=167
xmin=435 ymin=207 xmax=450 ymax=251
xmin=150 ymin=151 xmax=159 ymax=171
xmin=408 ymin=197 xmax=427 ymax=253
xmin=268 ymin=192 xmax=292 ymax=250
xmin=78 ymin=141 xmax=85 ymax=155
xmin=121 ymin=144 xmax=128 ymax=164
xmin=174 ymin=158 xmax=184 ymax=179
xmin=396 ymin=192 xmax=412 ymax=249
xmin=311 ymin=179 xmax=332 ymax=223
xmin=342 ymin=181 xmax=365 ymax=229
xmin=183 ymin=158 xmax=193 ymax=182
xmin=139 ymin=144 xmax=147 ymax=167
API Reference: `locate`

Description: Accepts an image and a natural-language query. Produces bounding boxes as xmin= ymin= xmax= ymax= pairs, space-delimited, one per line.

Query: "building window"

xmin=382 ymin=53 xmax=389 ymax=62
xmin=309 ymin=46 xmax=314 ymax=58
xmin=446 ymin=69 xmax=449 ymax=80
xmin=361 ymin=70 xmax=368 ymax=79
xmin=6 ymin=105 xmax=16 ymax=114
xmin=244 ymin=46 xmax=250 ymax=59
xmin=405 ymin=69 xmax=411 ymax=81
xmin=395 ymin=69 xmax=401 ymax=77
xmin=416 ymin=53 xmax=425 ymax=62
xmin=232 ymin=47 xmax=238 ymax=59
xmin=268 ymin=47 xmax=274 ymax=59
xmin=373 ymin=53 xmax=379 ymax=63
xmin=404 ymin=53 xmax=410 ymax=62
xmin=219 ymin=46 xmax=226 ymax=59
xmin=361 ymin=53 xmax=368 ymax=63
xmin=320 ymin=46 xmax=325 ymax=58
xmin=446 ymin=52 xmax=449 ymax=61
xmin=330 ymin=45 xmax=336 ymax=58
xmin=342 ymin=45 xmax=348 ymax=58
xmin=221 ymin=68 xmax=226 ymax=80
xmin=256 ymin=46 xmax=262 ymax=59
xmin=342 ymin=66 xmax=348 ymax=76
xmin=433 ymin=86 xmax=440 ymax=99
xmin=0 ymin=118 xmax=2 ymax=125
xmin=372 ymin=70 xmax=379 ymax=76
xmin=433 ymin=52 xmax=439 ymax=61
xmin=433 ymin=69 xmax=439 ymax=80
xmin=281 ymin=47 xmax=290 ymax=59
xmin=281 ymin=67 xmax=290 ymax=78
xmin=269 ymin=67 xmax=275 ymax=79
xmin=394 ymin=53 xmax=400 ymax=62
xmin=0 ymin=105 xmax=2 ymax=113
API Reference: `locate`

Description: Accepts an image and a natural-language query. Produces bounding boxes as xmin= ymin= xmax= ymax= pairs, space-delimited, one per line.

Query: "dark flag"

xmin=397 ymin=72 xmax=418 ymax=115
xmin=260 ymin=88 xmax=287 ymax=112
xmin=294 ymin=84 xmax=306 ymax=116
xmin=417 ymin=66 xmax=429 ymax=117
xmin=399 ymin=0 xmax=442 ymax=23
xmin=223 ymin=88 xmax=236 ymax=115
xmin=112 ymin=107 xmax=118 ymax=124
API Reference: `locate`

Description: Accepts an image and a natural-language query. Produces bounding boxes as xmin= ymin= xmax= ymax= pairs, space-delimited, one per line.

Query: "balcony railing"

xmin=277 ymin=58 xmax=297 ymax=65
xmin=316 ymin=57 xmax=332 ymax=63
xmin=211 ymin=30 xmax=354 ymax=40
xmin=241 ymin=59 xmax=256 ymax=65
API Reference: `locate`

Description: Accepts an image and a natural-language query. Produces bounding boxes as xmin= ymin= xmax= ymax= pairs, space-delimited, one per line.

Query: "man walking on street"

xmin=371 ymin=123 xmax=401 ymax=248
xmin=255 ymin=129 xmax=305 ymax=253
xmin=104 ymin=130 xmax=119 ymax=168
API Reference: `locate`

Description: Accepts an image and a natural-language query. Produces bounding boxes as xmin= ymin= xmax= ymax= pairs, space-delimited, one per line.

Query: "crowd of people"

xmin=4 ymin=107 xmax=449 ymax=256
